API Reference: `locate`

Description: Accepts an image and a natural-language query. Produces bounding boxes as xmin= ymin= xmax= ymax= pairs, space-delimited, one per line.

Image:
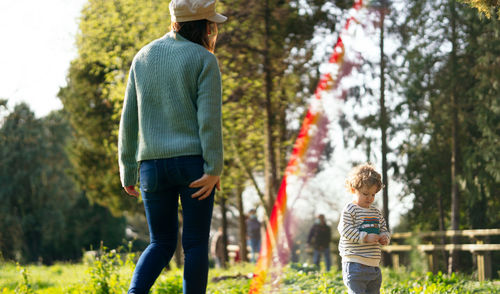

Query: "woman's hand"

xmin=124 ymin=185 xmax=140 ymax=197
xmin=189 ymin=174 xmax=221 ymax=200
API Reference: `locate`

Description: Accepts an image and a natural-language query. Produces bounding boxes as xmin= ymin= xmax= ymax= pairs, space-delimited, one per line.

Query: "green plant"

xmin=1 ymin=258 xmax=499 ymax=293
xmin=78 ymin=243 xmax=134 ymax=294
xmin=153 ymin=271 xmax=183 ymax=294
xmin=14 ymin=264 xmax=33 ymax=294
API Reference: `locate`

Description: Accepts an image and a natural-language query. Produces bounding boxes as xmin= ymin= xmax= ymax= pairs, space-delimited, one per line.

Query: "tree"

xmin=0 ymin=104 xmax=125 ymax=263
xmin=460 ymin=0 xmax=500 ymax=19
xmin=376 ymin=0 xmax=391 ymax=232
xmin=59 ymin=0 xmax=169 ymax=215
xmin=216 ymin=0 xmax=337 ymax=214
xmin=395 ymin=0 xmax=500 ymax=273
xmin=334 ymin=0 xmax=398 ymax=237
xmin=212 ymin=1 xmax=341 ymax=262
xmin=461 ymin=0 xmax=500 ymax=230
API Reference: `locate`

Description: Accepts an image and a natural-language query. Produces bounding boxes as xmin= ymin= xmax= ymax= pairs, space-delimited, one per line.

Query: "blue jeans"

xmin=313 ymin=247 xmax=331 ymax=271
xmin=128 ymin=156 xmax=215 ymax=294
xmin=342 ymin=262 xmax=382 ymax=294
xmin=249 ymin=238 xmax=260 ymax=263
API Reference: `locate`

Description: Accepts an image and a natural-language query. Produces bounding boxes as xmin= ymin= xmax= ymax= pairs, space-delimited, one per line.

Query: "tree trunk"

xmin=438 ymin=191 xmax=448 ymax=271
xmin=236 ymin=181 xmax=249 ymax=262
xmin=263 ymin=0 xmax=278 ymax=214
xmin=448 ymin=0 xmax=460 ymax=274
xmin=231 ymin=139 xmax=269 ymax=217
xmin=379 ymin=6 xmax=389 ymax=232
xmin=174 ymin=211 xmax=183 ymax=268
xmin=276 ymin=87 xmax=288 ymax=183
xmin=221 ymin=196 xmax=229 ymax=268
xmin=379 ymin=7 xmax=392 ymax=267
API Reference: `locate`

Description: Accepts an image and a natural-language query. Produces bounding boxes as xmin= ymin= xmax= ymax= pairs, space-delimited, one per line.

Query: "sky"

xmin=0 ymin=0 xmax=87 ymax=117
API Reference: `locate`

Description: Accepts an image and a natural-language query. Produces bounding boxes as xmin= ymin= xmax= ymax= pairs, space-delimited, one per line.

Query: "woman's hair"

xmin=345 ymin=163 xmax=384 ymax=192
xmin=171 ymin=19 xmax=218 ymax=53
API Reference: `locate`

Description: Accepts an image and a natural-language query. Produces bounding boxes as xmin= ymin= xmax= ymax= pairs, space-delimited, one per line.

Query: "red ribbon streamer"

xmin=248 ymin=1 xmax=365 ymax=292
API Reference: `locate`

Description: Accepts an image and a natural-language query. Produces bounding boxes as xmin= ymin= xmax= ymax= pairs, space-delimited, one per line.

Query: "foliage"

xmin=14 ymin=264 xmax=33 ymax=294
xmin=459 ymin=0 xmax=500 ymax=19
xmin=2 ymin=260 xmax=498 ymax=293
xmin=383 ymin=270 xmax=500 ymax=293
xmin=153 ymin=273 xmax=184 ymax=294
xmin=394 ymin=0 xmax=500 ymax=233
xmin=0 ymin=103 xmax=125 ymax=263
xmin=58 ymin=0 xmax=170 ymax=215
xmin=59 ymin=0 xmax=342 ymax=217
xmin=76 ymin=245 xmax=135 ymax=294
xmin=211 ymin=1 xmax=345 ymax=232
xmin=279 ymin=264 xmax=345 ymax=293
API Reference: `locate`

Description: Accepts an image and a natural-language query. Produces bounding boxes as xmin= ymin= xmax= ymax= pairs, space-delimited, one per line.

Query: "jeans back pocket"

xmin=140 ymin=160 xmax=158 ymax=192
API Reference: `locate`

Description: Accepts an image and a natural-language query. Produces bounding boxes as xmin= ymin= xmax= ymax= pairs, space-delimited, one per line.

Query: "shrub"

xmin=74 ymin=244 xmax=135 ymax=294
xmin=14 ymin=264 xmax=33 ymax=294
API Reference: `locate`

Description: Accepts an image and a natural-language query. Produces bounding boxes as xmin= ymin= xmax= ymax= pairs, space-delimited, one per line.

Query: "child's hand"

xmin=364 ymin=234 xmax=380 ymax=243
xmin=379 ymin=235 xmax=389 ymax=245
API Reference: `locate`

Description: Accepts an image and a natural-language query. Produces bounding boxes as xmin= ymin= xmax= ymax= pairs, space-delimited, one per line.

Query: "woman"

xmin=118 ymin=0 xmax=226 ymax=293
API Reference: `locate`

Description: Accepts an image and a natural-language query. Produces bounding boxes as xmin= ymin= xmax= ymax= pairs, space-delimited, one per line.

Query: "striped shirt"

xmin=337 ymin=203 xmax=390 ymax=267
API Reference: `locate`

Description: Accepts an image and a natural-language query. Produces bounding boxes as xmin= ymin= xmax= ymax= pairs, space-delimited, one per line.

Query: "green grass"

xmin=0 ymin=263 xmax=89 ymax=293
xmin=1 ymin=254 xmax=499 ymax=293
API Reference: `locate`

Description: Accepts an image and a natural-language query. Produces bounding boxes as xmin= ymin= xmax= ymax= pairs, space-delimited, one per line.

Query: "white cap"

xmin=169 ymin=0 xmax=227 ymax=23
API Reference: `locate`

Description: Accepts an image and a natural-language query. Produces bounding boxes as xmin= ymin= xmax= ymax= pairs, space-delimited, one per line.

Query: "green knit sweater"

xmin=118 ymin=31 xmax=223 ymax=187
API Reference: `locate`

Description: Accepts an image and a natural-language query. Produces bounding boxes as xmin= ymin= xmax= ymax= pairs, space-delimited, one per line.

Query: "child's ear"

xmin=350 ymin=186 xmax=356 ymax=194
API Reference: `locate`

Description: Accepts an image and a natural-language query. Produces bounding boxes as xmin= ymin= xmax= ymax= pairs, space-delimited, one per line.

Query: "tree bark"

xmin=221 ymin=196 xmax=229 ymax=268
xmin=174 ymin=211 xmax=183 ymax=268
xmin=263 ymin=0 xmax=278 ymax=214
xmin=379 ymin=7 xmax=392 ymax=267
xmin=448 ymin=0 xmax=460 ymax=274
xmin=236 ymin=181 xmax=249 ymax=262
xmin=276 ymin=86 xmax=288 ymax=182
xmin=438 ymin=191 xmax=448 ymax=271
xmin=379 ymin=7 xmax=389 ymax=232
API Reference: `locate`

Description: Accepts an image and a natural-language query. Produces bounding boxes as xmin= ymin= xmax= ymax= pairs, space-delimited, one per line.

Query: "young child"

xmin=338 ymin=163 xmax=390 ymax=294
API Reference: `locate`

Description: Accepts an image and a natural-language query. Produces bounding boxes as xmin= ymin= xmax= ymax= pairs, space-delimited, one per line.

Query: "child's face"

xmin=352 ymin=185 xmax=379 ymax=208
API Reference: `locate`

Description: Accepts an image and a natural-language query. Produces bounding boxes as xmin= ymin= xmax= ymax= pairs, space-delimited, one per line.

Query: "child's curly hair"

xmin=345 ymin=163 xmax=384 ymax=192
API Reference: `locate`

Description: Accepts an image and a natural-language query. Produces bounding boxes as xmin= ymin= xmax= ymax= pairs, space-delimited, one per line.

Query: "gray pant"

xmin=342 ymin=262 xmax=382 ymax=294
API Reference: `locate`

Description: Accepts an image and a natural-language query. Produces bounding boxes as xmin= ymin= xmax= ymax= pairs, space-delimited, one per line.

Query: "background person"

xmin=211 ymin=227 xmax=225 ymax=268
xmin=246 ymin=209 xmax=261 ymax=263
xmin=307 ymin=214 xmax=332 ymax=271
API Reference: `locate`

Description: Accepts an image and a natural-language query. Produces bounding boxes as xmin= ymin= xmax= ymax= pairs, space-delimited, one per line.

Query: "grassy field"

xmin=1 ymin=250 xmax=499 ymax=293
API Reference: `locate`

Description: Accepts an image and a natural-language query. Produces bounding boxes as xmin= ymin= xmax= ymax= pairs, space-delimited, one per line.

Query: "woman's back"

xmin=119 ymin=31 xmax=223 ymax=185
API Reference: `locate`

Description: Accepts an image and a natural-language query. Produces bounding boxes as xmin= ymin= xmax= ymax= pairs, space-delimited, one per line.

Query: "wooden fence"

xmin=382 ymin=229 xmax=500 ymax=281
xmin=226 ymin=229 xmax=500 ymax=281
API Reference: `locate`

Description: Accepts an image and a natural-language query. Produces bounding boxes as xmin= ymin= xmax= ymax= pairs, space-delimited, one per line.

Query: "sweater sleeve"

xmin=196 ymin=54 xmax=223 ymax=176
xmin=338 ymin=207 xmax=366 ymax=244
xmin=118 ymin=66 xmax=139 ymax=187
xmin=379 ymin=210 xmax=391 ymax=242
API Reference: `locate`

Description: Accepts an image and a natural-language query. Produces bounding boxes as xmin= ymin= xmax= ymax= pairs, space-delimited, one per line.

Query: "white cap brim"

xmin=207 ymin=13 xmax=227 ymax=23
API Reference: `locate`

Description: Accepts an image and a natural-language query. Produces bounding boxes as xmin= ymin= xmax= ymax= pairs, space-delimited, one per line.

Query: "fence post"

xmin=484 ymin=236 xmax=492 ymax=280
xmin=426 ymin=251 xmax=437 ymax=274
xmin=424 ymin=239 xmax=438 ymax=274
xmin=476 ymin=251 xmax=485 ymax=281
xmin=475 ymin=238 xmax=492 ymax=281
xmin=392 ymin=253 xmax=400 ymax=271
xmin=389 ymin=239 xmax=400 ymax=270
